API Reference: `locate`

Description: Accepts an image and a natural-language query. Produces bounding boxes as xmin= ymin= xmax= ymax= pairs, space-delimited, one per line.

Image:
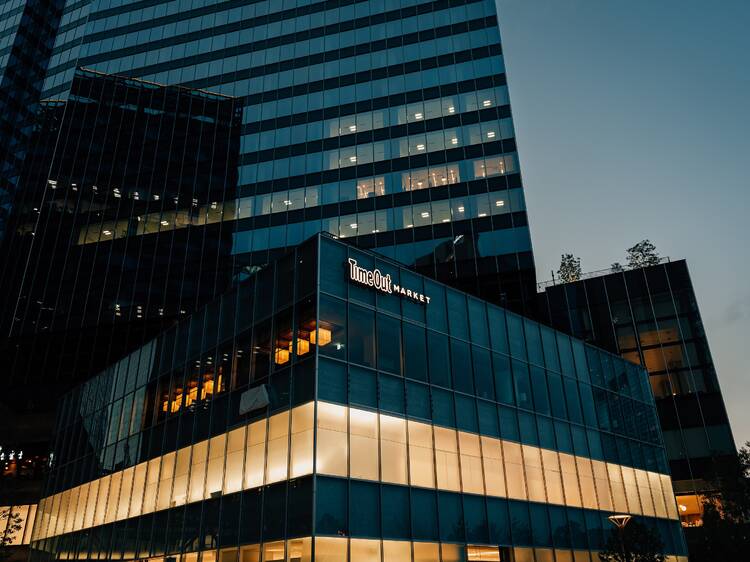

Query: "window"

xmin=459 ymin=432 xmax=484 ymax=495
xmin=206 ymin=434 xmax=227 ymax=497
xmin=244 ymin=419 xmax=267 ymax=489
xmin=408 ymin=420 xmax=435 ymax=488
xmin=224 ymin=428 xmax=246 ymax=494
xmin=434 ymin=427 xmax=461 ymax=492
xmin=156 ymin=451 xmax=175 ymax=510
xmin=350 ymin=539 xmax=380 ymax=562
xmin=350 ymin=409 xmax=379 ymax=480
xmin=559 ymin=453 xmax=581 ymax=508
xmin=265 ymin=412 xmax=289 ymax=483
xmin=174 ymin=445 xmax=192 ymax=505
xmin=503 ymin=442 xmax=526 ymax=500
xmin=542 ymin=450 xmax=564 ymax=505
xmin=316 ymin=402 xmax=348 ymax=477
xmin=380 ymin=414 xmax=408 ymax=485
xmin=382 ymin=540 xmax=410 ymax=562
xmin=523 ymin=445 xmax=546 ymax=503
xmin=314 ymin=537 xmax=347 ymax=562
xmin=290 ymin=403 xmax=314 ymax=478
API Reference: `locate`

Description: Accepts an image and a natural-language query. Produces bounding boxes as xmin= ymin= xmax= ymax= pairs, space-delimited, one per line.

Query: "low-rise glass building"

xmin=29 ymin=235 xmax=687 ymax=561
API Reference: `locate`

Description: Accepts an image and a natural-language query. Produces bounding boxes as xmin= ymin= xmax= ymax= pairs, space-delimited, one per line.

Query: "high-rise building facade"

xmin=0 ymin=68 xmax=242 ymax=522
xmin=0 ymin=0 xmax=63 ymax=241
xmin=2 ymin=0 xmax=534 ymax=530
xmin=537 ymin=260 xmax=736 ymax=528
xmin=40 ymin=0 xmax=534 ymax=311
xmin=0 ymin=0 xmax=704 ymax=559
xmin=29 ymin=235 xmax=688 ymax=562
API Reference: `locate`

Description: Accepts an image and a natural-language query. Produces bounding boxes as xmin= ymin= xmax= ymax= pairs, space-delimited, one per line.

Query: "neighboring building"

xmin=0 ymin=68 xmax=242 ymax=509
xmin=0 ymin=0 xmax=63 ymax=241
xmin=537 ymin=260 xmax=736 ymax=528
xmin=28 ymin=235 xmax=687 ymax=562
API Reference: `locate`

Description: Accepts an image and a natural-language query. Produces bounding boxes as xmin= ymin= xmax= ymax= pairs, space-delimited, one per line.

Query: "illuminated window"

xmin=224 ymin=428 xmax=246 ymax=494
xmin=413 ymin=543 xmax=440 ymax=562
xmin=503 ymin=442 xmax=527 ymax=500
xmin=206 ymin=434 xmax=227 ymax=497
xmin=351 ymin=539 xmax=381 ymax=562
xmin=315 ymin=537 xmax=347 ymax=562
xmin=542 ymin=449 xmax=564 ymax=505
xmin=188 ymin=441 xmax=207 ymax=503
xmin=635 ymin=469 xmax=655 ymax=516
xmin=434 ymin=427 xmax=461 ymax=492
xmin=350 ymin=409 xmax=379 ymax=481
xmin=290 ymin=403 xmax=314 ymax=478
xmin=559 ymin=453 xmax=581 ymax=508
xmin=173 ymin=446 xmax=192 ymax=506
xmin=621 ymin=466 xmax=642 ymax=515
xmin=523 ymin=445 xmax=546 ymax=503
xmin=592 ymin=460 xmax=613 ymax=512
xmin=244 ymin=418 xmax=267 ymax=489
xmin=481 ymin=436 xmax=506 ymax=497
xmin=577 ymin=458 xmax=598 ymax=510
xmin=266 ymin=411 xmax=290 ymax=483
xmin=156 ymin=452 xmax=175 ymax=511
xmin=380 ymin=414 xmax=408 ymax=485
xmin=316 ymin=402 xmax=348 ymax=477
xmin=382 ymin=541 xmax=411 ymax=562
xmin=607 ymin=463 xmax=629 ymax=513
xmin=287 ymin=537 xmax=311 ymax=562
xmin=459 ymin=432 xmax=484 ymax=495
xmin=263 ymin=540 xmax=285 ymax=561
xmin=408 ymin=420 xmax=435 ymax=488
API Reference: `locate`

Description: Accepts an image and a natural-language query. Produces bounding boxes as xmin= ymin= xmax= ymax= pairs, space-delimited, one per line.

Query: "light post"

xmin=607 ymin=514 xmax=632 ymax=561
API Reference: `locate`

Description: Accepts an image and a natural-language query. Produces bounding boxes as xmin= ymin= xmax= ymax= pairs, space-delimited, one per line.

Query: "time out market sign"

xmin=347 ymin=258 xmax=431 ymax=304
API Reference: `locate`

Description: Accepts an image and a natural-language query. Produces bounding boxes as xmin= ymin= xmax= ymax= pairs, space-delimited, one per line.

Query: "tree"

xmin=687 ymin=442 xmax=750 ymax=561
xmin=0 ymin=508 xmax=23 ymax=561
xmin=611 ymin=262 xmax=624 ymax=273
xmin=625 ymin=240 xmax=660 ymax=269
xmin=558 ymin=253 xmax=582 ymax=282
xmin=598 ymin=519 xmax=666 ymax=562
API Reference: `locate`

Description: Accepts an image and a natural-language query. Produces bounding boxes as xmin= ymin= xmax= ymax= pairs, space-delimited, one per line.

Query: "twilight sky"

xmin=495 ymin=0 xmax=750 ymax=445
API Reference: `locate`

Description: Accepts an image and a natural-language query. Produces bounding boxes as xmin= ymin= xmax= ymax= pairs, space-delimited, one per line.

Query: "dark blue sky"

xmin=496 ymin=0 xmax=750 ymax=444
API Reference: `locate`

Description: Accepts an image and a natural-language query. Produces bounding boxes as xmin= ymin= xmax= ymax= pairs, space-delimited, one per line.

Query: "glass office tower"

xmin=29 ymin=235 xmax=687 ymax=562
xmin=0 ymin=0 xmax=63 ymax=241
xmin=2 ymin=0 xmax=534 ymax=535
xmin=0 ymin=68 xmax=242 ymax=522
xmin=40 ymin=0 xmax=535 ymax=312
xmin=537 ymin=260 xmax=736 ymax=529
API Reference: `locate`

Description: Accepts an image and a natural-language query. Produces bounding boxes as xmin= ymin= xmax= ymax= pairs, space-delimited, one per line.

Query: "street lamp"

xmin=607 ymin=514 xmax=632 ymax=561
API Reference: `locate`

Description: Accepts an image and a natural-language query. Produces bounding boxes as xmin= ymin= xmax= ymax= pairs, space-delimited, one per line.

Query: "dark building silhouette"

xmin=0 ymin=68 xmax=242 ymax=509
xmin=537 ymin=260 xmax=736 ymax=528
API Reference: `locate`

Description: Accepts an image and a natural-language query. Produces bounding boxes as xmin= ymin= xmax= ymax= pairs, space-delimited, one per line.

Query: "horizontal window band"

xmin=76 ymin=0 xmax=481 ymax=64
xmin=35 ymin=401 xmax=677 ymax=543
xmin=185 ymin=43 xmax=503 ymax=101
xmin=85 ymin=16 xmax=498 ymax=88
xmin=240 ymin=106 xmax=512 ymax=165
xmin=240 ymin=136 xmax=516 ymax=195
xmin=241 ymin=74 xmax=506 ymax=134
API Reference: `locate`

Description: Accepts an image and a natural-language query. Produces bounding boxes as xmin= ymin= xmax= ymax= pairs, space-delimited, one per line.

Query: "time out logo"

xmin=347 ymin=258 xmax=431 ymax=304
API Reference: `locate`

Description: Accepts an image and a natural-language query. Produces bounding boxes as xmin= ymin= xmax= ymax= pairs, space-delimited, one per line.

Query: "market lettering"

xmin=347 ymin=258 xmax=430 ymax=304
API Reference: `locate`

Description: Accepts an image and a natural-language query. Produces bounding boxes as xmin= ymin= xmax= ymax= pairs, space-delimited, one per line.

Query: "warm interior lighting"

xmin=274 ymin=347 xmax=290 ymax=365
xmin=296 ymin=338 xmax=310 ymax=356
xmin=311 ymin=327 xmax=332 ymax=346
